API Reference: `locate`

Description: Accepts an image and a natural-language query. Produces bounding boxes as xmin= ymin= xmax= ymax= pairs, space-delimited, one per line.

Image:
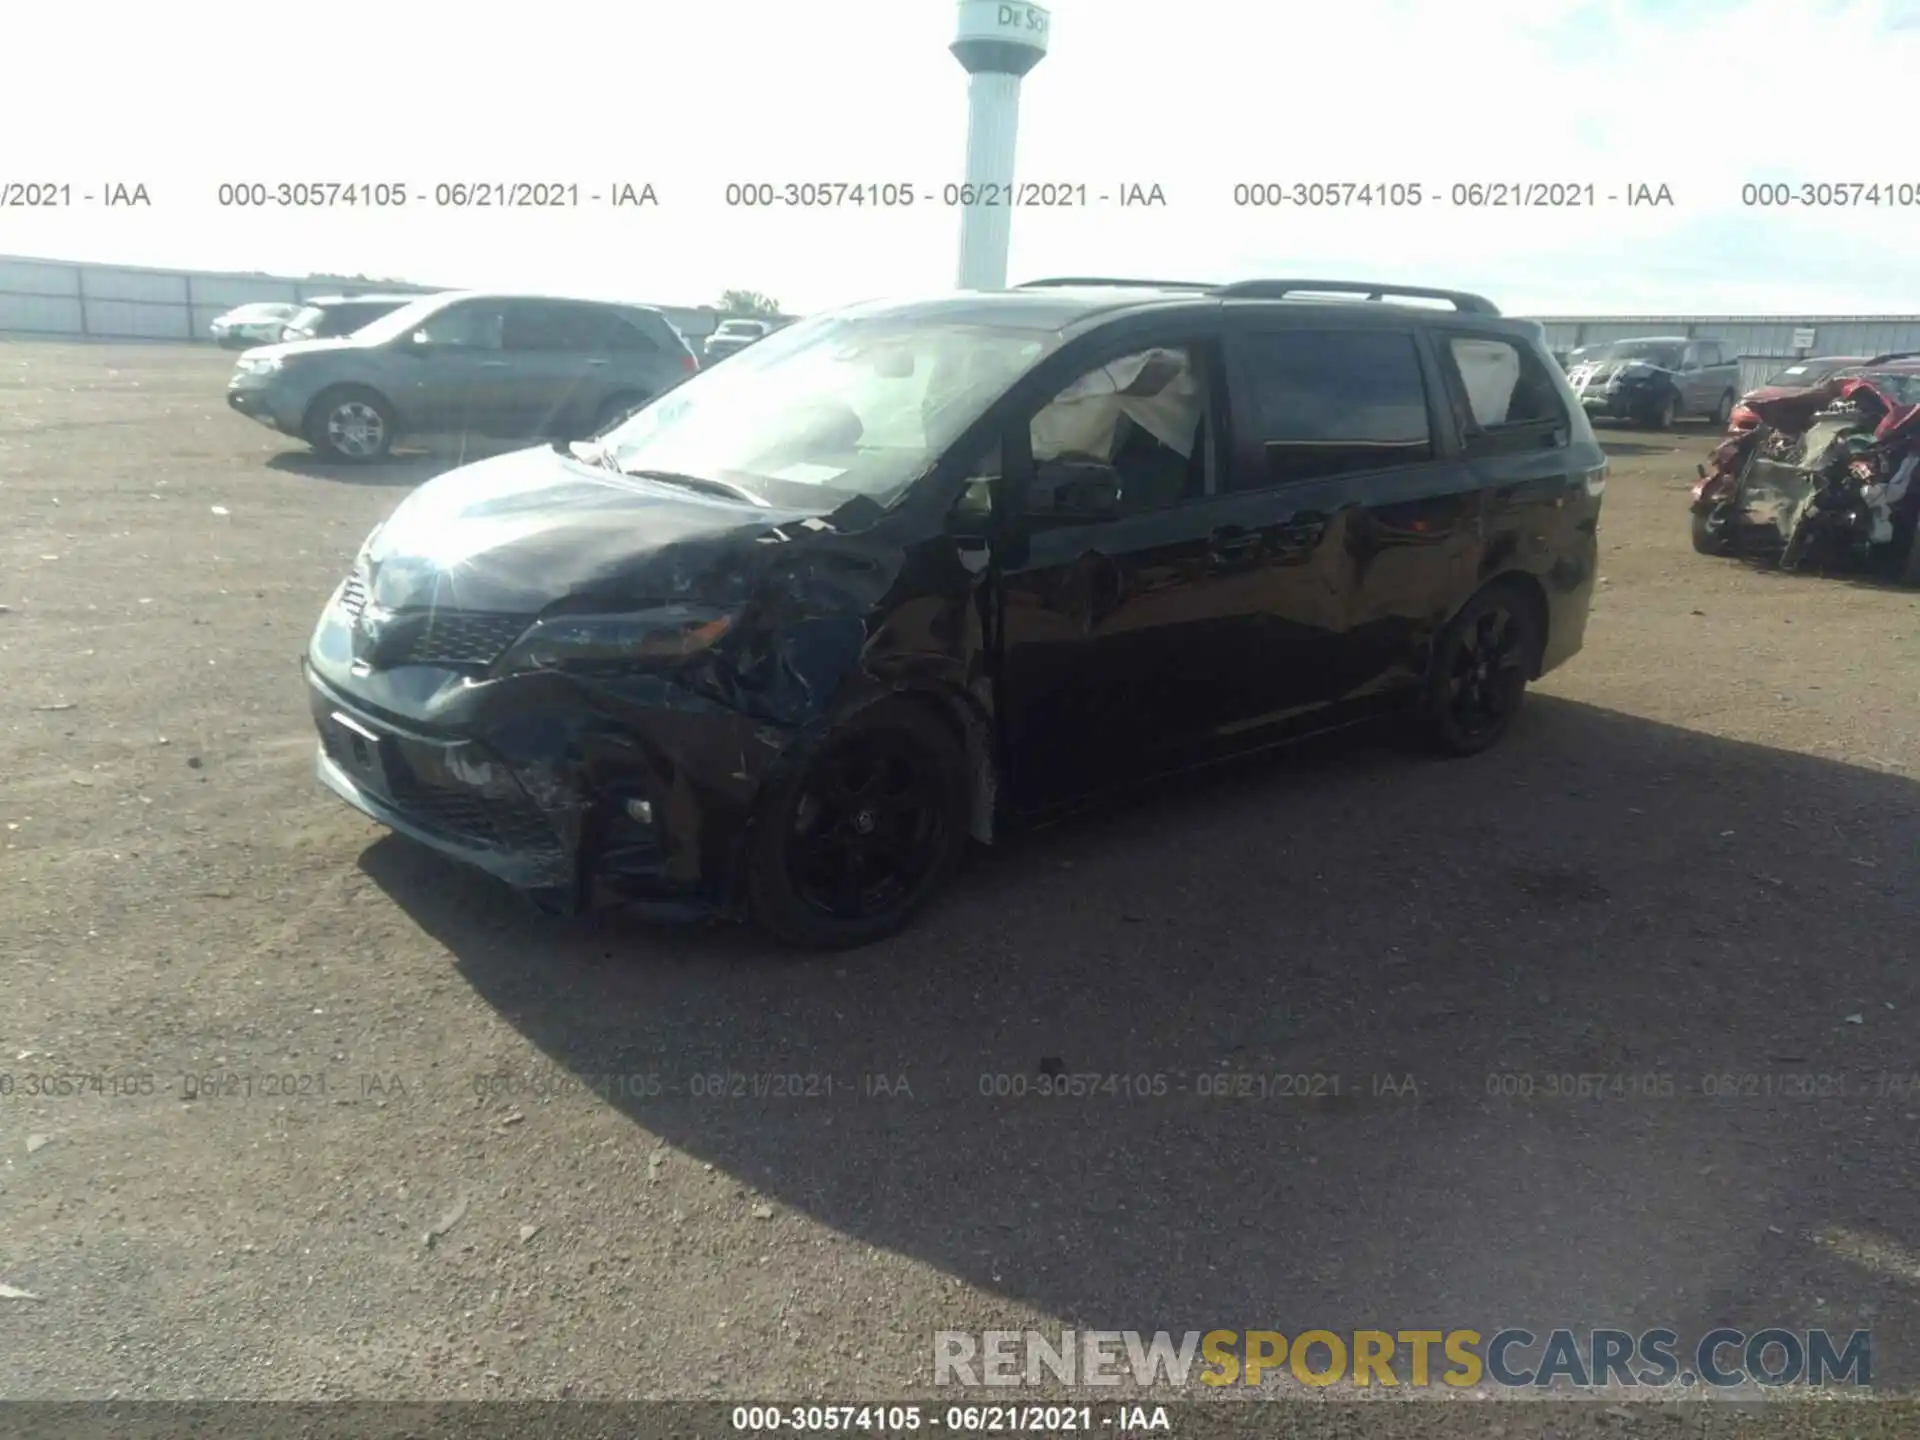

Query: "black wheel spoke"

xmin=1443 ymin=602 xmax=1527 ymax=739
xmin=833 ymin=844 xmax=865 ymax=917
xmin=783 ymin=732 xmax=949 ymax=924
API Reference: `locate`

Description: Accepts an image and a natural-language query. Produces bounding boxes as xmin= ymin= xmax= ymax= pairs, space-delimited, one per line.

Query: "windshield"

xmin=1582 ymin=340 xmax=1684 ymax=367
xmin=598 ymin=312 xmax=1057 ymax=509
xmin=348 ymin=294 xmax=457 ymax=345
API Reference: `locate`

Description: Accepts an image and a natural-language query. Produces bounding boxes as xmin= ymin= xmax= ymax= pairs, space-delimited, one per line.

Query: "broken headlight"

xmin=495 ymin=605 xmax=736 ymax=675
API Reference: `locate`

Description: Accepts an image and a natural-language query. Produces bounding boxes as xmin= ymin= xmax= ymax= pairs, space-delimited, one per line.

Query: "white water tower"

xmin=951 ymin=0 xmax=1051 ymax=291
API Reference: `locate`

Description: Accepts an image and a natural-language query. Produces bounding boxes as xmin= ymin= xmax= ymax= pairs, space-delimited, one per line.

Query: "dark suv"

xmin=303 ymin=277 xmax=1604 ymax=947
xmin=1563 ymin=335 xmax=1743 ymax=428
xmin=229 ymin=291 xmax=701 ymax=461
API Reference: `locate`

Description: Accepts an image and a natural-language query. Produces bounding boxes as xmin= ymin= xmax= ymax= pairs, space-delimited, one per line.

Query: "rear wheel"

xmin=1712 ymin=390 xmax=1734 ymax=427
xmin=745 ymin=700 xmax=969 ymax=949
xmin=304 ymin=386 xmax=396 ymax=462
xmin=1417 ymin=583 xmax=1540 ymax=757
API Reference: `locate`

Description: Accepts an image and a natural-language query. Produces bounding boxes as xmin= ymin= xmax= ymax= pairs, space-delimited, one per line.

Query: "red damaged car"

xmin=1691 ymin=361 xmax=1920 ymax=581
xmin=1726 ymin=355 xmax=1873 ymax=431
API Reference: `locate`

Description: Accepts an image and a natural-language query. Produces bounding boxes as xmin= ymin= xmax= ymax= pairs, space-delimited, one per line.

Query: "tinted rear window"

xmin=1234 ymin=329 xmax=1433 ymax=486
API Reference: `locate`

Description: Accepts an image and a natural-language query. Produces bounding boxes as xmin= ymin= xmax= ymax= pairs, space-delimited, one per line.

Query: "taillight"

xmin=682 ymin=353 xmax=699 ymax=374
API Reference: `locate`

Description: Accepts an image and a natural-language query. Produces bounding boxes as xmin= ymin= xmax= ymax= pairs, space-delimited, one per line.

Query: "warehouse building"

xmin=0 ymin=254 xmax=753 ymax=353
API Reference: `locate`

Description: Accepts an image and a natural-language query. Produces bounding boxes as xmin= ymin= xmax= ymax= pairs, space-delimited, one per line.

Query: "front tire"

xmin=745 ymin=699 xmax=969 ymax=949
xmin=1417 ymin=583 xmax=1540 ymax=757
xmin=1691 ymin=508 xmax=1735 ymax=556
xmin=305 ymin=386 xmax=397 ymax=463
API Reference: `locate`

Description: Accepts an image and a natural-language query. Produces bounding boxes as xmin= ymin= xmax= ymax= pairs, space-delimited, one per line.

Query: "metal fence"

xmin=0 ymin=254 xmax=745 ymax=349
xmin=1532 ymin=315 xmax=1920 ymax=396
xmin=0 ymin=255 xmax=443 ymax=344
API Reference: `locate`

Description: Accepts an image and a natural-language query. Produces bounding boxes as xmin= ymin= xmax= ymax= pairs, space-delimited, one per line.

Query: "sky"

xmin=6 ymin=0 xmax=1920 ymax=316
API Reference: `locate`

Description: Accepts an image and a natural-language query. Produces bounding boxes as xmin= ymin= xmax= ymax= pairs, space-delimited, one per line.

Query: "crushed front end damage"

xmin=1700 ymin=377 xmax=1920 ymax=575
xmin=304 ymin=449 xmax=969 ymax=920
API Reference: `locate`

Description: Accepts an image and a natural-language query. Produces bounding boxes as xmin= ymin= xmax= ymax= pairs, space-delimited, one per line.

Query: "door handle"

xmin=586 ymin=358 xmax=610 ymax=367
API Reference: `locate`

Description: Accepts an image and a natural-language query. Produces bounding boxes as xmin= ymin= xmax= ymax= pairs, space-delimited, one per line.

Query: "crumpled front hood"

xmin=1566 ymin=358 xmax=1672 ymax=388
xmin=361 ymin=445 xmax=826 ymax=614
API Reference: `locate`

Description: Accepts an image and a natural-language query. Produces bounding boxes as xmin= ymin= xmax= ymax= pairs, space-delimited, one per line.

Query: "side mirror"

xmin=1027 ymin=459 xmax=1122 ymax=519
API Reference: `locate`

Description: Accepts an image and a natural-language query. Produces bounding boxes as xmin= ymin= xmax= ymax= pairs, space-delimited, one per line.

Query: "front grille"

xmin=387 ymin=764 xmax=562 ymax=855
xmin=392 ymin=611 xmax=530 ymax=668
xmin=332 ymin=568 xmax=531 ymax=667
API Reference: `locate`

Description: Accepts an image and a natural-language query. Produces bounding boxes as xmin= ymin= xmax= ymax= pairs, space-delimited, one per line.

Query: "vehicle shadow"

xmin=361 ymin=697 xmax=1920 ymax=1384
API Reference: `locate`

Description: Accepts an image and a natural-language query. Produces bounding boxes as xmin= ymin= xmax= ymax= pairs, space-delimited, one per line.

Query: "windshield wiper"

xmin=620 ymin=467 xmax=763 ymax=505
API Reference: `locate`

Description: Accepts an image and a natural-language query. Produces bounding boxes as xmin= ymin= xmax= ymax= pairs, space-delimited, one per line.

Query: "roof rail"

xmin=1864 ymin=349 xmax=1920 ymax=364
xmin=1014 ymin=277 xmax=1217 ymax=291
xmin=1214 ymin=279 xmax=1500 ymax=315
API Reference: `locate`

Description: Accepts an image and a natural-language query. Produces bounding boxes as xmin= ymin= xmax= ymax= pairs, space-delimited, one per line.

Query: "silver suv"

xmin=226 ymin=291 xmax=701 ymax=462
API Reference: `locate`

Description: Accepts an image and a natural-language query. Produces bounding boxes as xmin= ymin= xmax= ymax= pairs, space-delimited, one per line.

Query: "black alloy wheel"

xmin=1421 ymin=586 xmax=1538 ymax=756
xmin=747 ymin=700 xmax=968 ymax=949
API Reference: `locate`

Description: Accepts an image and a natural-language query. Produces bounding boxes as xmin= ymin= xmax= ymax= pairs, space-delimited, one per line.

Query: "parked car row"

xmin=295 ymin=275 xmax=1606 ymax=947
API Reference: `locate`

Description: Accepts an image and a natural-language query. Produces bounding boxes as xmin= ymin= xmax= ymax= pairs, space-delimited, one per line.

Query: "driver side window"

xmin=1025 ymin=344 xmax=1212 ymax=516
xmin=417 ymin=302 xmax=504 ymax=349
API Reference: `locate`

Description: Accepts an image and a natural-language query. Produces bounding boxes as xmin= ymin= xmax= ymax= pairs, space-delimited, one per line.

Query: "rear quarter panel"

xmin=1436 ymin=324 xmax=1604 ymax=678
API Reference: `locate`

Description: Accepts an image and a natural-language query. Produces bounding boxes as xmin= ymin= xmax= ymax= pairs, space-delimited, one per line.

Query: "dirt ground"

xmin=1 ymin=342 xmax=1917 ymax=1430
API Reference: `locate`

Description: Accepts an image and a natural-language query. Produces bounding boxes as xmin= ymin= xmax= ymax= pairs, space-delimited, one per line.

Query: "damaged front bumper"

xmin=304 ymin=655 xmax=797 ymax=920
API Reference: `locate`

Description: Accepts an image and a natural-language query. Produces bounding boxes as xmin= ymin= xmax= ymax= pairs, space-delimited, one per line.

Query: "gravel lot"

xmin=2 ymin=342 xmax=1917 ymax=1426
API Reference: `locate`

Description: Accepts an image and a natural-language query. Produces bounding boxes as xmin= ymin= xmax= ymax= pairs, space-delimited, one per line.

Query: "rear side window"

xmin=1233 ymin=329 xmax=1433 ymax=487
xmin=330 ymin=304 xmax=388 ymax=334
xmin=1446 ymin=336 xmax=1565 ymax=430
xmin=502 ymin=301 xmax=590 ymax=351
xmin=603 ymin=310 xmax=666 ymax=354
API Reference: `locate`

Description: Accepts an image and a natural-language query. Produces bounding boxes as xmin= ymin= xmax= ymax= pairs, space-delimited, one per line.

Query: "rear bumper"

xmin=1537 ymin=514 xmax=1599 ymax=678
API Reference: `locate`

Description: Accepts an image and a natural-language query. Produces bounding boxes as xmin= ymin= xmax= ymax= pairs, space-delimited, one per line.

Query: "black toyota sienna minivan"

xmin=304 ymin=278 xmax=1606 ymax=948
